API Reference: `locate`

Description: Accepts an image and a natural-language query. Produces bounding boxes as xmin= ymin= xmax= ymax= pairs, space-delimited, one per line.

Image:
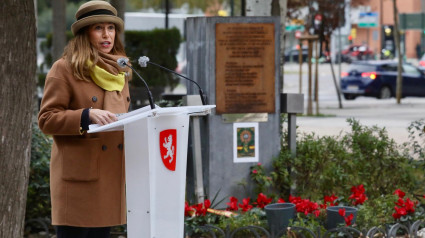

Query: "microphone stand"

xmin=123 ymin=62 xmax=156 ymax=109
xmin=145 ymin=61 xmax=206 ymax=105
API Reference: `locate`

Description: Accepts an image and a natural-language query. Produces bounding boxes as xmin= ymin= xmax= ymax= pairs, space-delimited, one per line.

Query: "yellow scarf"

xmin=88 ymin=60 xmax=125 ymax=91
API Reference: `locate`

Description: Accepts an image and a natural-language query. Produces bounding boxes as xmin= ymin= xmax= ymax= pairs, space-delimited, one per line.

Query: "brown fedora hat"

xmin=71 ymin=1 xmax=124 ymax=35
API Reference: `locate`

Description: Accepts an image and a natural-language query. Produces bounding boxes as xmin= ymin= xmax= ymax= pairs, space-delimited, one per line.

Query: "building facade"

xmin=352 ymin=0 xmax=423 ymax=59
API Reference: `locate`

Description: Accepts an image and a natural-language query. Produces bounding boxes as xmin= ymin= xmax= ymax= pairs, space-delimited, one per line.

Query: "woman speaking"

xmin=38 ymin=1 xmax=131 ymax=237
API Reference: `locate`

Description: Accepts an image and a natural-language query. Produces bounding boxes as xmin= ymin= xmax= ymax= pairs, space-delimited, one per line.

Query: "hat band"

xmin=77 ymin=9 xmax=115 ymax=20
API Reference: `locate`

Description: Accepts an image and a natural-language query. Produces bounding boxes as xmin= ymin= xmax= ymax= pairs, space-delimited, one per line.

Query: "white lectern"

xmin=89 ymin=105 xmax=215 ymax=238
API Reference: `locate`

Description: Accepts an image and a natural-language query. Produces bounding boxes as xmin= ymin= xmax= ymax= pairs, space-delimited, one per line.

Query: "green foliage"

xmin=250 ymin=163 xmax=275 ymax=196
xmin=290 ymin=212 xmax=326 ymax=236
xmin=355 ymin=194 xmax=397 ymax=229
xmin=26 ymin=124 xmax=52 ymax=221
xmin=216 ymin=208 xmax=267 ymax=236
xmin=125 ymin=28 xmax=181 ymax=89
xmin=272 ymin=118 xmax=419 ymax=201
xmin=403 ymin=119 xmax=425 ymax=160
xmin=37 ymin=1 xmax=85 ymax=37
xmin=38 ymin=32 xmax=74 ymax=77
xmin=127 ymin=0 xmax=236 ymax=14
xmin=185 ymin=213 xmax=221 ymax=237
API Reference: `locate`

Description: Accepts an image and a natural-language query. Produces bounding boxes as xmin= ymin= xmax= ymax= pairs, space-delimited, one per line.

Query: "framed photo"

xmin=233 ymin=122 xmax=259 ymax=163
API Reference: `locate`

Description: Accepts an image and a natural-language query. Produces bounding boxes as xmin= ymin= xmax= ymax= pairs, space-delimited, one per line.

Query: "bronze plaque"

xmin=216 ymin=23 xmax=275 ymax=114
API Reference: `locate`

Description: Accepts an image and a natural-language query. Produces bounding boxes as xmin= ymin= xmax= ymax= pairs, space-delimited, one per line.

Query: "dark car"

xmin=340 ymin=61 xmax=425 ymax=100
xmin=284 ymin=45 xmax=309 ymax=63
xmin=337 ymin=44 xmax=374 ymax=63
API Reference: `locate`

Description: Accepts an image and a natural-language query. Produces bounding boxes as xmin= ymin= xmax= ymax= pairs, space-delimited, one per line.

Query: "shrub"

xmin=26 ymin=124 xmax=52 ymax=221
xmin=271 ymin=118 xmax=420 ymax=201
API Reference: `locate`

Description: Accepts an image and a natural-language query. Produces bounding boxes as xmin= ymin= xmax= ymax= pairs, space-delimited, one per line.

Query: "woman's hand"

xmin=89 ymin=109 xmax=117 ymax=125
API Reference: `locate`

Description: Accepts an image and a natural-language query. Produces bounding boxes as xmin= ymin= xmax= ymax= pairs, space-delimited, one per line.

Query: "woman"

xmin=38 ymin=1 xmax=131 ymax=237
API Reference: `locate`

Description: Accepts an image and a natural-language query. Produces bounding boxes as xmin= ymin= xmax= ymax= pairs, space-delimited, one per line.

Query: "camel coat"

xmin=38 ymin=58 xmax=130 ymax=227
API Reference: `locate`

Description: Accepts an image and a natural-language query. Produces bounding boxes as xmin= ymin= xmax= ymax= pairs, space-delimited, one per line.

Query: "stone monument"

xmin=186 ymin=16 xmax=281 ymax=205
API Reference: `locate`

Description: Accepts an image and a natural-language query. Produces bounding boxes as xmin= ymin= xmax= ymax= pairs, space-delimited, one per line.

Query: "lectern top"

xmin=88 ymin=105 xmax=216 ymax=133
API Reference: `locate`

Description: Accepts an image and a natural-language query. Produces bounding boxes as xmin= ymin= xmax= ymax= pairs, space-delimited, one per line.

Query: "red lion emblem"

xmin=159 ymin=129 xmax=177 ymax=171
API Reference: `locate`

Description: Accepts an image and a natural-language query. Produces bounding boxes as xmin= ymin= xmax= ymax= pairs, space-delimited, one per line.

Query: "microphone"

xmin=138 ymin=56 xmax=206 ymax=105
xmin=117 ymin=57 xmax=155 ymax=109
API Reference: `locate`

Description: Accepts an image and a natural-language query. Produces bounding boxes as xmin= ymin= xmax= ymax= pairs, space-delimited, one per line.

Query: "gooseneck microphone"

xmin=138 ymin=56 xmax=206 ymax=105
xmin=117 ymin=58 xmax=155 ymax=109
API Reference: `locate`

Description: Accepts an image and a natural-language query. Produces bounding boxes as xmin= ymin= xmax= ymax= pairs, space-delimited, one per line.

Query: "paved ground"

xmin=295 ymin=97 xmax=425 ymax=145
xmin=283 ymin=62 xmax=425 ymax=145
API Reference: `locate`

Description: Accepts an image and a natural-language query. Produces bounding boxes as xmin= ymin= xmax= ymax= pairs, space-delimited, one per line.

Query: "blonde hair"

xmin=63 ymin=26 xmax=127 ymax=82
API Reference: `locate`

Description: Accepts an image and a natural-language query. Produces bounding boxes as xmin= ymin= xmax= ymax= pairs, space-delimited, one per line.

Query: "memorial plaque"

xmin=216 ymin=23 xmax=275 ymax=114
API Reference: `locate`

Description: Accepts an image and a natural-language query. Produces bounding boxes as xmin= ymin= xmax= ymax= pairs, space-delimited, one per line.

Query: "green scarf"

xmin=88 ymin=60 xmax=125 ymax=91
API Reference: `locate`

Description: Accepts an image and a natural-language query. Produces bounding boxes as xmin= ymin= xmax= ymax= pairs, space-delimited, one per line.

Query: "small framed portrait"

xmin=233 ymin=122 xmax=259 ymax=163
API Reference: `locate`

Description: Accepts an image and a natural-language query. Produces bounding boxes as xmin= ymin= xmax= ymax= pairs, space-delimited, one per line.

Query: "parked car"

xmin=337 ymin=44 xmax=374 ymax=63
xmin=340 ymin=61 xmax=425 ymax=100
xmin=284 ymin=45 xmax=309 ymax=63
xmin=418 ymin=53 xmax=425 ymax=72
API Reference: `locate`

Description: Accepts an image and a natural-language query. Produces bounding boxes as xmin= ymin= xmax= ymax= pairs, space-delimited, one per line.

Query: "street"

xmin=283 ymin=62 xmax=425 ymax=145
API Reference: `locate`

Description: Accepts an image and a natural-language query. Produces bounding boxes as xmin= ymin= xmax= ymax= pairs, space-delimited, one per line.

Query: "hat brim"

xmin=71 ymin=15 xmax=124 ymax=35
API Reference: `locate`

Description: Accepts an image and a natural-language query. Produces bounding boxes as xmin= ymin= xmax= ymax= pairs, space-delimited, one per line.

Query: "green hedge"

xmin=125 ymin=28 xmax=181 ymax=89
xmin=26 ymin=124 xmax=52 ymax=221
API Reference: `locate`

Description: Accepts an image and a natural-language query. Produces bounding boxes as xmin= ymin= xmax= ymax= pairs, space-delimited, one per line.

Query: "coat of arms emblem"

xmin=159 ymin=129 xmax=177 ymax=171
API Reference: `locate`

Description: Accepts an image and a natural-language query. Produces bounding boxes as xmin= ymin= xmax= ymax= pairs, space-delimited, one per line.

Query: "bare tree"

xmin=245 ymin=0 xmax=288 ymax=90
xmin=52 ymin=0 xmax=66 ymax=61
xmin=0 ymin=0 xmax=36 ymax=237
xmin=392 ymin=0 xmax=402 ymax=104
xmin=287 ymin=0 xmax=368 ymax=54
xmin=110 ymin=0 xmax=126 ymax=42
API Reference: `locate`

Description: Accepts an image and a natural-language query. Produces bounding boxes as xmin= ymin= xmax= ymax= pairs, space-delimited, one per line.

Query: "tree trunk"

xmin=245 ymin=0 xmax=288 ymax=89
xmin=246 ymin=0 xmax=273 ymax=16
xmin=110 ymin=0 xmax=126 ymax=43
xmin=279 ymin=0 xmax=288 ymax=74
xmin=0 ymin=0 xmax=36 ymax=237
xmin=393 ymin=0 xmax=402 ymax=104
xmin=52 ymin=0 xmax=66 ymax=61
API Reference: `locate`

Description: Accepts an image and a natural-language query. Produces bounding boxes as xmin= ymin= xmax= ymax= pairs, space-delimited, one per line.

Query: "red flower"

xmin=204 ymin=199 xmax=211 ymax=209
xmin=289 ymin=195 xmax=302 ymax=204
xmin=185 ymin=202 xmax=194 ymax=217
xmin=324 ymin=194 xmax=338 ymax=206
xmin=338 ymin=208 xmax=354 ymax=226
xmin=395 ymin=198 xmax=404 ymax=207
xmin=313 ymin=209 xmax=321 ymax=217
xmin=252 ymin=169 xmax=258 ymax=174
xmin=392 ymin=206 xmax=407 ymax=219
xmin=226 ymin=196 xmax=239 ymax=211
xmin=338 ymin=208 xmax=346 ymax=217
xmin=393 ymin=189 xmax=406 ymax=198
xmin=193 ymin=203 xmax=206 ymax=216
xmin=349 ymin=184 xmax=368 ymax=205
xmin=257 ymin=162 xmax=262 ymax=166
xmin=404 ymin=198 xmax=415 ymax=213
xmin=392 ymin=191 xmax=417 ymax=220
xmin=277 ymin=198 xmax=285 ymax=203
xmin=239 ymin=198 xmax=253 ymax=212
xmin=344 ymin=213 xmax=354 ymax=226
xmin=255 ymin=193 xmax=272 ymax=209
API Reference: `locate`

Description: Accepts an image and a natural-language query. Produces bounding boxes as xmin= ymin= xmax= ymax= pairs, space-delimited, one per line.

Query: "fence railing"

xmin=24 ymin=218 xmax=425 ymax=238
xmin=186 ymin=220 xmax=425 ymax=238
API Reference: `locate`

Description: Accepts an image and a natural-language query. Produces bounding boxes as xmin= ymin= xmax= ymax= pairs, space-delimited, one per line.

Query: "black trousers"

xmin=56 ymin=226 xmax=111 ymax=238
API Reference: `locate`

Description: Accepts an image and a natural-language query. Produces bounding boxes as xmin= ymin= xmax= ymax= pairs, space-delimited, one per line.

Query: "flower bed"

xmin=184 ymin=185 xmax=425 ymax=237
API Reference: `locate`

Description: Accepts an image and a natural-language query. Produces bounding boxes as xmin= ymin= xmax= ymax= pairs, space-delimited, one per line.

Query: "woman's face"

xmin=88 ymin=22 xmax=116 ymax=54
